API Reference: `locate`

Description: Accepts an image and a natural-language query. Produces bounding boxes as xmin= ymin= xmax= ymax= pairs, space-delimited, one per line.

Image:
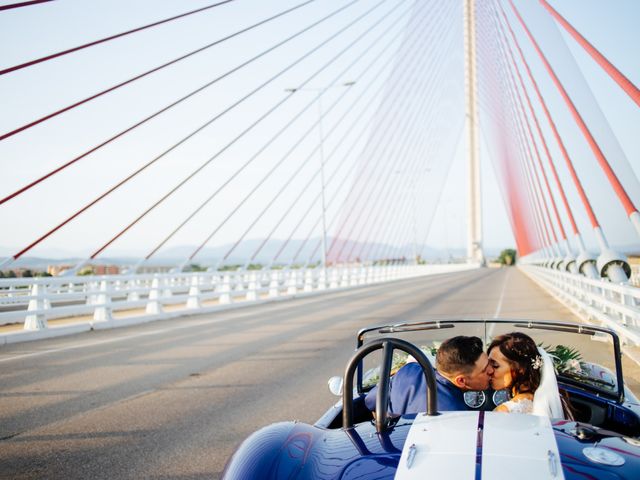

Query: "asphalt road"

xmin=1 ymin=267 xmax=638 ymax=479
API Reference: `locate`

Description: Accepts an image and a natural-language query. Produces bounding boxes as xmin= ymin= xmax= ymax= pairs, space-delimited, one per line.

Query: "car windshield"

xmin=357 ymin=319 xmax=622 ymax=400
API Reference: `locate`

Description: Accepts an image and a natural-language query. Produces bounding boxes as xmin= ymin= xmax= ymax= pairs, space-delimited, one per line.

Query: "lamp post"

xmin=285 ymin=81 xmax=355 ymax=268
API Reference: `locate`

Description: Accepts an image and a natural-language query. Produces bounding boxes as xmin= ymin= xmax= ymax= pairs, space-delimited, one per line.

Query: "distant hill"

xmin=0 ymin=238 xmax=499 ymax=271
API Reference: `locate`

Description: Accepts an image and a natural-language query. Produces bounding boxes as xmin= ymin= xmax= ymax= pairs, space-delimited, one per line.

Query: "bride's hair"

xmin=488 ymin=332 xmax=541 ymax=394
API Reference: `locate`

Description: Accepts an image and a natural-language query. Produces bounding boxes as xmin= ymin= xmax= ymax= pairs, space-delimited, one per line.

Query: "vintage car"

xmin=222 ymin=319 xmax=640 ymax=479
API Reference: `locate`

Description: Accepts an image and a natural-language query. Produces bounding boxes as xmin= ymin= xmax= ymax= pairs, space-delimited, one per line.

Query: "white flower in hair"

xmin=531 ymin=355 xmax=542 ymax=370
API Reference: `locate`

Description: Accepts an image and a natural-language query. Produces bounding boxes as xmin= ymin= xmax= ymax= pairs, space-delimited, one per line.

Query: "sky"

xmin=0 ymin=0 xmax=638 ymax=265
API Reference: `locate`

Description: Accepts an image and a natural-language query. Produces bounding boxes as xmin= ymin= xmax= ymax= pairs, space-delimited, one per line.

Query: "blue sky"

xmin=0 ymin=0 xmax=638 ymax=263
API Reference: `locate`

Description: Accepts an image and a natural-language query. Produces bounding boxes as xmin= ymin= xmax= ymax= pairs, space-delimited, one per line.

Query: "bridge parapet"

xmin=632 ymin=265 xmax=640 ymax=288
xmin=520 ymin=265 xmax=640 ymax=346
xmin=0 ymin=263 xmax=479 ymax=345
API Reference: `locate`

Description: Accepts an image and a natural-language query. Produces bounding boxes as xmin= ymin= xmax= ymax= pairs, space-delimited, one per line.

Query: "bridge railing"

xmin=520 ymin=265 xmax=640 ymax=346
xmin=0 ymin=263 xmax=478 ymax=344
xmin=632 ymin=265 xmax=640 ymax=288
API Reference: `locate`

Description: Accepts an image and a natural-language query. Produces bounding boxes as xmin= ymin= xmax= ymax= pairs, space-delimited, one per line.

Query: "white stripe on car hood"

xmin=394 ymin=411 xmax=478 ymax=480
xmin=482 ymin=412 xmax=564 ymax=479
xmin=394 ymin=411 xmax=564 ymax=480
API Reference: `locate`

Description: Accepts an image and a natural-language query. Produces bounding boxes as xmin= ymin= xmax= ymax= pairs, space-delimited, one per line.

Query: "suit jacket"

xmin=364 ymin=362 xmax=469 ymax=414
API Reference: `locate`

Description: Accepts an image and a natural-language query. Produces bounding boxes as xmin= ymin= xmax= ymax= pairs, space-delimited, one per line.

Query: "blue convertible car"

xmin=222 ymin=319 xmax=640 ymax=479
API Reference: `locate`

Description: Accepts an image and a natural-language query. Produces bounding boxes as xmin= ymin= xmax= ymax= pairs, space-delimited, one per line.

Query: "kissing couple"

xmin=365 ymin=332 xmax=566 ymax=417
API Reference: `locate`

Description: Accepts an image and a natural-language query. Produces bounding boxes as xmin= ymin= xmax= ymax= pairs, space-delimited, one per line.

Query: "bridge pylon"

xmin=464 ymin=0 xmax=485 ymax=265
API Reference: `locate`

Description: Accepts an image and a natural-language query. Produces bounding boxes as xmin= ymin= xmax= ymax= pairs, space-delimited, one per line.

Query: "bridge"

xmin=0 ymin=1 xmax=639 ymax=479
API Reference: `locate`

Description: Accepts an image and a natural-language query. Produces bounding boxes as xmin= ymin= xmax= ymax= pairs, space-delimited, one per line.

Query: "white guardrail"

xmin=520 ymin=265 xmax=640 ymax=346
xmin=0 ymin=263 xmax=478 ymax=345
xmin=632 ymin=265 xmax=640 ymax=288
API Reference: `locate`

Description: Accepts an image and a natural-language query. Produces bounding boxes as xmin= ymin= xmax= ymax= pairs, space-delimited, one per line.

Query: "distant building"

xmin=92 ymin=265 xmax=120 ymax=275
xmin=47 ymin=265 xmax=74 ymax=276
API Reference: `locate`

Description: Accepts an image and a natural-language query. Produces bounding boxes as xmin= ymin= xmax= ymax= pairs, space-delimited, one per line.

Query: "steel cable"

xmin=0 ymin=0 xmax=325 ymax=205
xmin=142 ymin=0 xmax=413 ymax=264
xmin=0 ymin=1 xmax=235 ymax=76
xmin=295 ymin=1 xmax=453 ymax=265
xmin=0 ymin=1 xmax=315 ymax=143
xmin=327 ymin=0 xmax=456 ymax=262
xmin=2 ymin=0 xmax=376 ymax=266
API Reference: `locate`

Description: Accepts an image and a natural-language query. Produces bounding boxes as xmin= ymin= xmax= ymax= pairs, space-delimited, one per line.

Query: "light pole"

xmin=285 ymin=81 xmax=355 ymax=268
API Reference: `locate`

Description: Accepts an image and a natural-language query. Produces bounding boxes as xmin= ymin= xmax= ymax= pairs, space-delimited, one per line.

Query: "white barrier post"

xmin=219 ymin=274 xmax=232 ymax=304
xmin=340 ymin=267 xmax=349 ymax=288
xmin=146 ymin=276 xmax=163 ymax=314
xmin=187 ymin=275 xmax=201 ymax=309
xmin=304 ymin=269 xmax=313 ymax=292
xmin=93 ymin=280 xmax=113 ymax=324
xmin=318 ymin=268 xmax=327 ymax=290
xmin=24 ymin=283 xmax=49 ymax=330
xmin=287 ymin=270 xmax=297 ymax=295
xmin=359 ymin=266 xmax=366 ymax=285
xmin=269 ymin=271 xmax=279 ymax=298
xmin=246 ymin=272 xmax=258 ymax=301
xmin=349 ymin=267 xmax=358 ymax=286
xmin=330 ymin=268 xmax=339 ymax=289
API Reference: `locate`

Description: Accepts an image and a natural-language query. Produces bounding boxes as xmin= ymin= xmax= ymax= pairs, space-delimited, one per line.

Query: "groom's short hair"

xmin=436 ymin=336 xmax=484 ymax=375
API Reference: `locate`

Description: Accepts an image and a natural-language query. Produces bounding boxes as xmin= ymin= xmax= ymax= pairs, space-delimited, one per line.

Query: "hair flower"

xmin=531 ymin=355 xmax=542 ymax=370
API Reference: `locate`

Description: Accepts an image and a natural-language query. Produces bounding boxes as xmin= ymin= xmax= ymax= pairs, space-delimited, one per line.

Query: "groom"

xmin=365 ymin=336 xmax=494 ymax=414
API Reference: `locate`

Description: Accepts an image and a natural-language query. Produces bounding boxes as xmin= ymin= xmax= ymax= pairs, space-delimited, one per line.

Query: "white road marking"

xmin=487 ymin=268 xmax=510 ymax=338
xmin=493 ymin=268 xmax=510 ymax=319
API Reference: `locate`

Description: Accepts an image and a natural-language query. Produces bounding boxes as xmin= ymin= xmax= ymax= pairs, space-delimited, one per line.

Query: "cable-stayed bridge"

xmin=0 ymin=1 xmax=639 ymax=478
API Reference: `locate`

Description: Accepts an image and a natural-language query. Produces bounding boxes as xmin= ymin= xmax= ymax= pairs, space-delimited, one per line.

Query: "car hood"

xmin=393 ymin=411 xmax=564 ymax=479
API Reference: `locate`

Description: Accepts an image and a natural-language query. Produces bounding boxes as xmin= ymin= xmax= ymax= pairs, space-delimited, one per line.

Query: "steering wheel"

xmin=342 ymin=337 xmax=438 ymax=433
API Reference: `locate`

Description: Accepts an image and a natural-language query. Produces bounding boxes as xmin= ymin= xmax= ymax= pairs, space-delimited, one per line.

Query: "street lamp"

xmin=285 ymin=81 xmax=355 ymax=268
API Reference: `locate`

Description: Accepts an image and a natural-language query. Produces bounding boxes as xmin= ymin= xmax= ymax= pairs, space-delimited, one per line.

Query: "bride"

xmin=488 ymin=332 xmax=564 ymax=417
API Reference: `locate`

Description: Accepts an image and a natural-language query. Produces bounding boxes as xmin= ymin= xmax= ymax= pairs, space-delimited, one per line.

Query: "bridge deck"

xmin=0 ymin=267 xmax=638 ymax=479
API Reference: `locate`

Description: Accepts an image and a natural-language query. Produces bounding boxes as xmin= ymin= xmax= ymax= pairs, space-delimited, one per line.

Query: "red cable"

xmin=0 ymin=1 xmax=319 ymax=206
xmin=509 ymin=0 xmax=638 ymax=218
xmin=496 ymin=21 xmax=565 ymax=243
xmin=491 ymin=4 xmax=579 ymax=237
xmin=0 ymin=1 xmax=232 ymax=75
xmin=539 ymin=0 xmax=640 ymax=108
xmin=496 ymin=1 xmax=600 ymax=229
xmin=0 ymin=1 xmax=312 ymax=143
xmin=0 ymin=0 xmax=52 ymax=11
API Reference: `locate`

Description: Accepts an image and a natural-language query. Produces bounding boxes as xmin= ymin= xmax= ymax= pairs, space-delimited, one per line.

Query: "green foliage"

xmin=34 ymin=271 xmax=52 ymax=277
xmin=187 ymin=263 xmax=207 ymax=272
xmin=497 ymin=248 xmax=517 ymax=266
xmin=218 ymin=264 xmax=241 ymax=271
xmin=246 ymin=263 xmax=263 ymax=271
xmin=78 ymin=268 xmax=93 ymax=276
xmin=540 ymin=343 xmax=583 ymax=373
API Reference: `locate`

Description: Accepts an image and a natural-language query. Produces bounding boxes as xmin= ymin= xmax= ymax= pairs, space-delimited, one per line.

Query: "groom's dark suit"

xmin=364 ymin=362 xmax=470 ymax=414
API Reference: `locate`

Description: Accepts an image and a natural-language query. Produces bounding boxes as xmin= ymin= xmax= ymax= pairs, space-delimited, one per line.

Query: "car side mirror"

xmin=328 ymin=376 xmax=343 ymax=396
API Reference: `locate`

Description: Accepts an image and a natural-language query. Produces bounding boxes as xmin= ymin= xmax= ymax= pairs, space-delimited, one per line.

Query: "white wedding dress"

xmin=500 ymin=397 xmax=534 ymax=414
xmin=532 ymin=347 xmax=565 ymax=418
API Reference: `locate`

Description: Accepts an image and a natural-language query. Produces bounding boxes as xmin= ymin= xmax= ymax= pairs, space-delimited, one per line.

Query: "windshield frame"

xmin=355 ymin=319 xmax=624 ymax=403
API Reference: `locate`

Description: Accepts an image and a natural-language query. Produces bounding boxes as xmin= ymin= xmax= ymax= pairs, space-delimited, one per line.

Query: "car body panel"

xmin=222 ymin=320 xmax=640 ymax=479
